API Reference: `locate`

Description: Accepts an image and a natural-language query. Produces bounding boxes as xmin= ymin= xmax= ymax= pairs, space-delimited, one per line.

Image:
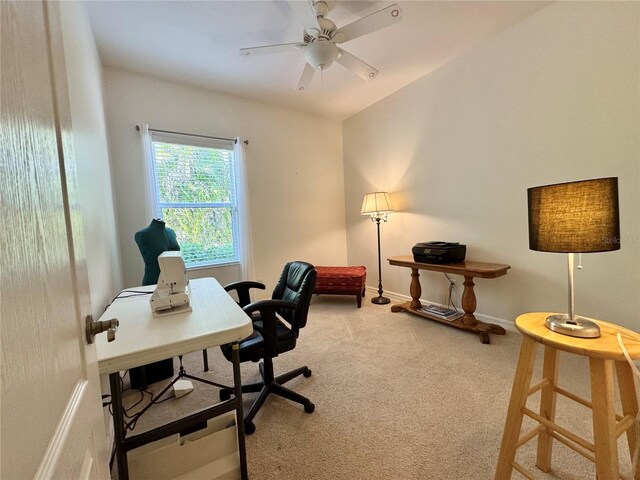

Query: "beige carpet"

xmin=118 ymin=295 xmax=635 ymax=479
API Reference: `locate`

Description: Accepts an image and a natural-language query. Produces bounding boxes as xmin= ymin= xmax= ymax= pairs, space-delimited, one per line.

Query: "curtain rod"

xmin=135 ymin=125 xmax=249 ymax=145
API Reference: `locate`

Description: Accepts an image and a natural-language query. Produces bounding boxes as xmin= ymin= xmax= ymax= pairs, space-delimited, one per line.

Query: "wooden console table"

xmin=388 ymin=255 xmax=511 ymax=344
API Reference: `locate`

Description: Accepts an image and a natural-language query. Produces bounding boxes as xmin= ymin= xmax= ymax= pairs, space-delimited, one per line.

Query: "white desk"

xmin=97 ymin=278 xmax=253 ymax=480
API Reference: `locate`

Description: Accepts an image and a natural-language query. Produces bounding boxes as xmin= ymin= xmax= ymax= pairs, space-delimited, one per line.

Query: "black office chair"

xmin=219 ymin=261 xmax=317 ymax=434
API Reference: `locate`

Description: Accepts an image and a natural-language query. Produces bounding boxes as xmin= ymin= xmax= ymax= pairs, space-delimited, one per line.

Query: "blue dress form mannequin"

xmin=134 ymin=218 xmax=180 ymax=285
xmin=130 ymin=219 xmax=180 ymax=387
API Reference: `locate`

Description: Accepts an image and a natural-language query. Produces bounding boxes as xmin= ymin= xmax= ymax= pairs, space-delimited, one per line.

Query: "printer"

xmin=412 ymin=241 xmax=466 ymax=264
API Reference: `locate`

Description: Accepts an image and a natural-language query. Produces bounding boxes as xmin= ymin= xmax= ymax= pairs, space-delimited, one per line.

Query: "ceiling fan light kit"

xmin=303 ymin=40 xmax=339 ymax=70
xmin=239 ymin=1 xmax=403 ymax=91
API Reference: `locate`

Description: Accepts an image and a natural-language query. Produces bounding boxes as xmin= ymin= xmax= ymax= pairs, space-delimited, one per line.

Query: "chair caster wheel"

xmin=304 ymin=402 xmax=315 ymax=413
xmin=303 ymin=369 xmax=312 ymax=378
xmin=244 ymin=421 xmax=256 ymax=435
xmin=219 ymin=389 xmax=232 ymax=401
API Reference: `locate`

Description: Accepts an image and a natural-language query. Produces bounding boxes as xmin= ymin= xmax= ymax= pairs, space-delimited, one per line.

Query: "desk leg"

xmin=109 ymin=372 xmax=129 ymax=480
xmin=231 ymin=342 xmax=249 ymax=480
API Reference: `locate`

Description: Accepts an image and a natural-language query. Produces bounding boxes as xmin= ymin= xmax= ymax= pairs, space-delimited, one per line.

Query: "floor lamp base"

xmin=371 ymin=296 xmax=390 ymax=305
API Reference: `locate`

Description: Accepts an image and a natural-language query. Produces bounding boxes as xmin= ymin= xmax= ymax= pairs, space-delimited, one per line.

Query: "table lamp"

xmin=361 ymin=192 xmax=394 ymax=305
xmin=527 ymin=177 xmax=620 ymax=338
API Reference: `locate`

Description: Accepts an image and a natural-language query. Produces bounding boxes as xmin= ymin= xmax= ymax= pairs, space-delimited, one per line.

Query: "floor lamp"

xmin=361 ymin=192 xmax=394 ymax=305
xmin=527 ymin=177 xmax=620 ymax=338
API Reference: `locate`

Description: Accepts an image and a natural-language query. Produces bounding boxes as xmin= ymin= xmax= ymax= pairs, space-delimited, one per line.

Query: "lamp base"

xmin=371 ymin=296 xmax=390 ymax=305
xmin=545 ymin=314 xmax=601 ymax=338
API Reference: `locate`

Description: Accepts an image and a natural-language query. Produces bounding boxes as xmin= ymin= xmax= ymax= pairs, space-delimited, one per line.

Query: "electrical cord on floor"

xmin=444 ymin=273 xmax=459 ymax=311
xmin=103 ymin=370 xmax=155 ymax=432
xmin=616 ymin=333 xmax=640 ymax=477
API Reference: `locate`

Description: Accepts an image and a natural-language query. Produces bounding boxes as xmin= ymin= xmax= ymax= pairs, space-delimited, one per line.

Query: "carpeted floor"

xmin=118 ymin=295 xmax=634 ymax=479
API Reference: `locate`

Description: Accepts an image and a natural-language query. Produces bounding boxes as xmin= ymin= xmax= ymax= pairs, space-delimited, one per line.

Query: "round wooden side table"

xmin=495 ymin=312 xmax=640 ymax=480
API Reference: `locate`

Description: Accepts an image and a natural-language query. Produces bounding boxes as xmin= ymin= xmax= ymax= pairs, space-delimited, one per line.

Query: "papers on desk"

xmin=419 ymin=304 xmax=463 ymax=321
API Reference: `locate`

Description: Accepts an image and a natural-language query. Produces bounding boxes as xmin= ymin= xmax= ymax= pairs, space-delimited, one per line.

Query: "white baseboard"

xmin=365 ymin=286 xmax=517 ymax=333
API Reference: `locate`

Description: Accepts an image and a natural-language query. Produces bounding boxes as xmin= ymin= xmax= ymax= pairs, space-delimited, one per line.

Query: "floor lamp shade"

xmin=361 ymin=192 xmax=394 ymax=217
xmin=527 ymin=177 xmax=620 ymax=253
xmin=527 ymin=177 xmax=620 ymax=338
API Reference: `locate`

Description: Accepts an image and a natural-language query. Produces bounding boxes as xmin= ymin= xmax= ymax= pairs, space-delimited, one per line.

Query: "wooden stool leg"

xmin=536 ymin=346 xmax=559 ymax=472
xmin=495 ymin=337 xmax=538 ymax=479
xmin=590 ymin=358 xmax=619 ymax=480
xmin=616 ymin=360 xmax=639 ymax=479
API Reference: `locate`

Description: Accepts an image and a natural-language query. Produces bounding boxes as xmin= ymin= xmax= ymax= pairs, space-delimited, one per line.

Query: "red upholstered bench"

xmin=314 ymin=266 xmax=367 ymax=308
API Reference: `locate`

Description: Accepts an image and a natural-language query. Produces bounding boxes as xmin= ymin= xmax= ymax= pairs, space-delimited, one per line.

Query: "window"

xmin=149 ymin=132 xmax=239 ymax=268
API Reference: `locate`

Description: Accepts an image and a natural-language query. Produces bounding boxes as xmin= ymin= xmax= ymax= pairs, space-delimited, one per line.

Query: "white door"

xmin=1 ymin=1 xmax=110 ymax=479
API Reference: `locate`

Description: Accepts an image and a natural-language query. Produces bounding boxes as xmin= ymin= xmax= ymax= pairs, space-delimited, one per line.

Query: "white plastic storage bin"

xmin=128 ymin=412 xmax=240 ymax=480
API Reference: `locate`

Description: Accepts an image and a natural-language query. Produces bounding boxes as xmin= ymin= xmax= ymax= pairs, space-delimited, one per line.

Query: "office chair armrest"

xmin=224 ymin=280 xmax=266 ymax=308
xmin=243 ymin=300 xmax=296 ymax=355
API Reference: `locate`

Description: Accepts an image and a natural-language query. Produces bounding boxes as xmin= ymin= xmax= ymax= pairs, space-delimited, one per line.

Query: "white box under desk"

xmin=128 ymin=412 xmax=239 ymax=480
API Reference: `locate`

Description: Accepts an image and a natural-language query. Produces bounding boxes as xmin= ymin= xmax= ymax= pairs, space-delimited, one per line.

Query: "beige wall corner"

xmin=342 ymin=2 xmax=640 ymax=329
xmin=59 ymin=1 xmax=123 ymax=314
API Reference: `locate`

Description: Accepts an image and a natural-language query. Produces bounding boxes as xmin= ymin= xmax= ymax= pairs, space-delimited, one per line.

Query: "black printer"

xmin=412 ymin=241 xmax=466 ymax=264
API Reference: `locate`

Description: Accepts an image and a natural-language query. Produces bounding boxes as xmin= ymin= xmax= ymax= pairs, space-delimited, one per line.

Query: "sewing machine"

xmin=150 ymin=251 xmax=192 ymax=317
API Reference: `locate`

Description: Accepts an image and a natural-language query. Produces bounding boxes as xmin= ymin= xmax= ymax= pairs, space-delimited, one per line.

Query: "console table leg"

xmin=461 ymin=276 xmax=478 ymax=326
xmin=410 ymin=268 xmax=422 ymax=310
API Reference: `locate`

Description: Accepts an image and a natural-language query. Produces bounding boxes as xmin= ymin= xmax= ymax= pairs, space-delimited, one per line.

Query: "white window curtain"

xmin=234 ymin=138 xmax=255 ymax=280
xmin=140 ymin=124 xmax=160 ymax=220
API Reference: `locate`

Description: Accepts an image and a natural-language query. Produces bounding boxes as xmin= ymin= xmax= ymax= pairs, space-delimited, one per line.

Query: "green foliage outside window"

xmin=153 ymin=141 xmax=238 ymax=267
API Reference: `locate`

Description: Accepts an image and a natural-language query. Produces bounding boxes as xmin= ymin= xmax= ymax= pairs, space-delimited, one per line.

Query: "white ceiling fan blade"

xmin=296 ymin=63 xmax=315 ymax=91
xmin=240 ymin=42 xmax=305 ymax=57
xmin=336 ymin=49 xmax=379 ymax=81
xmin=288 ymin=0 xmax=319 ymax=30
xmin=335 ymin=4 xmax=402 ymax=43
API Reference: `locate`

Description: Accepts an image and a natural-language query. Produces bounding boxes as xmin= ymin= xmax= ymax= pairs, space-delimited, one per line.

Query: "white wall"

xmin=60 ymin=1 xmax=123 ymax=314
xmin=103 ymin=68 xmax=347 ymax=291
xmin=343 ymin=2 xmax=640 ymax=329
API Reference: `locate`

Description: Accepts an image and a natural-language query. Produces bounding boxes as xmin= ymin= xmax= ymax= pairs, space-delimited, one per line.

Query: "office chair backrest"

xmin=272 ymin=261 xmax=316 ymax=332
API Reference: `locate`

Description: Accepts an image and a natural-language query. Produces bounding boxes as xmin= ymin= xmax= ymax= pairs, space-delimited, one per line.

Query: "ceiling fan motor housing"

xmin=306 ymin=16 xmax=336 ymax=41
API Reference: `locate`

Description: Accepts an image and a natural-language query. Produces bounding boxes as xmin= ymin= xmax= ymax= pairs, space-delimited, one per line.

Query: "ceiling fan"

xmin=239 ymin=1 xmax=403 ymax=91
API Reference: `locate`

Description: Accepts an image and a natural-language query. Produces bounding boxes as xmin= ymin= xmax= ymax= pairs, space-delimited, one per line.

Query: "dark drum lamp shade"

xmin=527 ymin=177 xmax=620 ymax=339
xmin=528 ymin=177 xmax=620 ymax=254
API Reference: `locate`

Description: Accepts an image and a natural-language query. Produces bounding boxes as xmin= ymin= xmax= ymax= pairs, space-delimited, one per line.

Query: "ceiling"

xmin=87 ymin=1 xmax=550 ymax=121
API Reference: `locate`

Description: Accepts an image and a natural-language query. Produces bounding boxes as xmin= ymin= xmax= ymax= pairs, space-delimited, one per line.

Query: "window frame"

xmin=147 ymin=131 xmax=240 ymax=269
